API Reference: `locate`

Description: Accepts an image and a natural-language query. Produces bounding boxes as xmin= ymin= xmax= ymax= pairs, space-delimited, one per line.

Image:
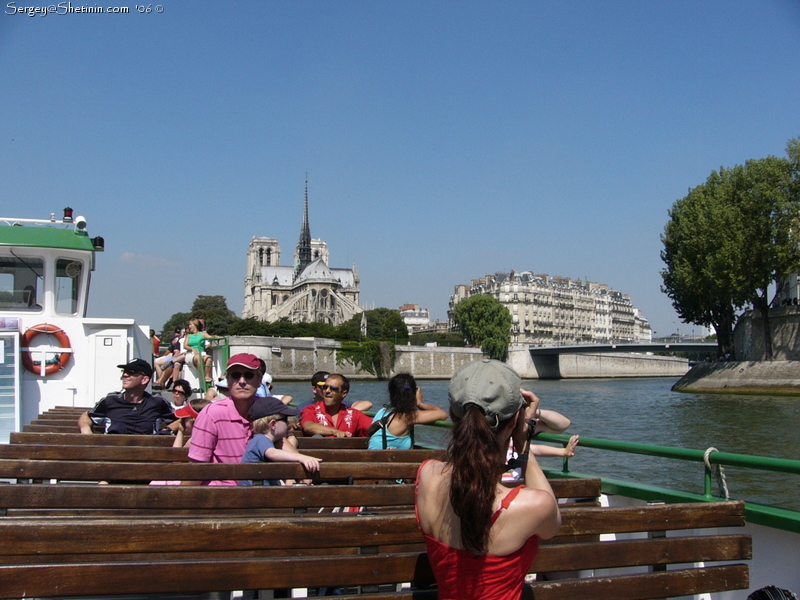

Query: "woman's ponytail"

xmin=447 ymin=405 xmax=509 ymax=554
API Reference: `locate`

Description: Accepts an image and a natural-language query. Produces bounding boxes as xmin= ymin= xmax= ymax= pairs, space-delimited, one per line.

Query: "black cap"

xmin=117 ymin=358 xmax=153 ymax=378
xmin=248 ymin=397 xmax=298 ymax=421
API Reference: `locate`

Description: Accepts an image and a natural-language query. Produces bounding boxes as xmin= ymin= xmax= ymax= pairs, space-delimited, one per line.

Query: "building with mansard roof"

xmin=449 ymin=270 xmax=651 ymax=345
xmin=242 ymin=183 xmax=362 ymax=326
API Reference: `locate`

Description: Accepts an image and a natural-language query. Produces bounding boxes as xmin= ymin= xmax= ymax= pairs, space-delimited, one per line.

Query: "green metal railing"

xmin=530 ymin=431 xmax=800 ymax=534
xmin=203 ymin=337 xmax=230 ymax=394
xmin=413 ymin=422 xmax=800 ymax=533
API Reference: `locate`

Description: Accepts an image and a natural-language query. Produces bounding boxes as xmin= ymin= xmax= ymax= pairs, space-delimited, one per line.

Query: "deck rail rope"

xmin=704 ymin=446 xmax=730 ymax=500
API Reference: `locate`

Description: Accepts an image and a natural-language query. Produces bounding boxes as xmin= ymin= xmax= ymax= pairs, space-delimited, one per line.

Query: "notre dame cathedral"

xmin=242 ymin=182 xmax=363 ymax=326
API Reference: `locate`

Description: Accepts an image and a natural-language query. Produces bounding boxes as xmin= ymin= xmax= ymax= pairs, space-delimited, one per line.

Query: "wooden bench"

xmin=0 ymin=458 xmax=427 ymax=484
xmin=0 ymin=443 xmax=444 ymax=463
xmin=11 ymin=431 xmax=371 ymax=449
xmin=0 ymin=477 xmax=601 ymax=517
xmin=0 ymin=500 xmax=751 ymax=599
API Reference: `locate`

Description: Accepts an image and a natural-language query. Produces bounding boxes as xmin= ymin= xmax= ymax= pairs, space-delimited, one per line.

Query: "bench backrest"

xmin=10 ymin=431 xmax=371 ymax=449
xmin=0 ymin=501 xmax=750 ymax=599
xmin=0 ymin=478 xmax=602 ymax=515
xmin=0 ymin=444 xmax=444 ymax=463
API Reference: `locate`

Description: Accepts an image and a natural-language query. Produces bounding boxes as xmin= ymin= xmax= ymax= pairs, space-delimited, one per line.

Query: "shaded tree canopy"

xmin=228 ymin=317 xmax=338 ymax=339
xmin=452 ymin=294 xmax=511 ymax=361
xmin=160 ymin=295 xmax=239 ymax=338
xmin=661 ymin=138 xmax=800 ymax=359
xmin=338 ymin=308 xmax=409 ymax=343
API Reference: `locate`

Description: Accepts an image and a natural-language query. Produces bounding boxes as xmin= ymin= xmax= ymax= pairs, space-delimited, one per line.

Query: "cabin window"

xmin=0 ymin=256 xmax=43 ymax=311
xmin=55 ymin=259 xmax=82 ymax=315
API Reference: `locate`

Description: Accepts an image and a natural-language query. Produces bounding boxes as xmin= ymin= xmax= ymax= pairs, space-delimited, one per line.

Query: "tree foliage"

xmin=661 ymin=139 xmax=800 ymax=359
xmin=336 ymin=340 xmax=395 ymax=380
xmin=452 ymin=294 xmax=512 ymax=360
xmin=160 ymin=295 xmax=239 ymax=338
xmin=409 ymin=331 xmax=467 ymax=347
xmin=160 ymin=312 xmax=191 ymax=339
xmin=338 ymin=308 xmax=409 ymax=343
xmin=660 ymin=168 xmax=746 ymax=357
xmin=190 ymin=295 xmax=240 ymax=336
xmin=229 ymin=317 xmax=338 ymax=339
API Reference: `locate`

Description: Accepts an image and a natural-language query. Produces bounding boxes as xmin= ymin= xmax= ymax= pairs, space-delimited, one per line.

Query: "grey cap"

xmin=448 ymin=359 xmax=523 ymax=427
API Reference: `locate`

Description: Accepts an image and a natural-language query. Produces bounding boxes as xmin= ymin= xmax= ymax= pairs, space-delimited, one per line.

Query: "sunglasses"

xmin=321 ymin=384 xmax=341 ymax=392
xmin=172 ymin=389 xmax=187 ymax=396
xmin=227 ymin=370 xmax=257 ymax=381
xmin=121 ymin=371 xmax=144 ymax=377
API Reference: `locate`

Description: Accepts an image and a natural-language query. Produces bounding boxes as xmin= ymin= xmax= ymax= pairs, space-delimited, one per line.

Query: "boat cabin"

xmin=0 ymin=209 xmax=150 ymax=442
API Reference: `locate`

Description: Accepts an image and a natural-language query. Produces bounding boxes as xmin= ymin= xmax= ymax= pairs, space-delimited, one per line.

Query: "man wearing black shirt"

xmin=78 ymin=358 xmax=175 ymax=434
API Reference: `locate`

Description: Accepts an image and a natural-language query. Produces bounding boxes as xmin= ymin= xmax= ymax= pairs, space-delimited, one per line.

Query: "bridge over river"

xmin=507 ymin=343 xmax=715 ymax=379
xmin=527 ymin=342 xmax=717 ymax=356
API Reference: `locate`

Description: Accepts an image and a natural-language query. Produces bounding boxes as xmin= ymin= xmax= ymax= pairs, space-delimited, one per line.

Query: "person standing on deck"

xmin=77 ymin=359 xmax=176 ymax=435
xmin=300 ymin=373 xmax=372 ymax=438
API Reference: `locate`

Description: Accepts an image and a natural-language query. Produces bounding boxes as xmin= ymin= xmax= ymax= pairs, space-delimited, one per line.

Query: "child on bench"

xmin=239 ymin=397 xmax=322 ymax=486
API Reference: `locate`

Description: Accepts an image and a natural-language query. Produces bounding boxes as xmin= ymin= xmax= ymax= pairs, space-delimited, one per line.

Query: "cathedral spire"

xmin=295 ymin=175 xmax=312 ymax=279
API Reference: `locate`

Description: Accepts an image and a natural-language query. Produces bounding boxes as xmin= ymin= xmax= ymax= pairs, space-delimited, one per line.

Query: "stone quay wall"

xmin=507 ymin=346 xmax=688 ymax=379
xmin=672 ymin=360 xmax=800 ymax=394
xmin=734 ymin=305 xmax=800 ymax=361
xmin=228 ymin=336 xmax=687 ymax=381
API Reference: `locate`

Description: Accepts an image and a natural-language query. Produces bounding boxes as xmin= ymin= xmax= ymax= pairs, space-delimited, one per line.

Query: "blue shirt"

xmin=238 ymin=433 xmax=281 ymax=486
xmin=368 ymin=408 xmax=413 ymax=450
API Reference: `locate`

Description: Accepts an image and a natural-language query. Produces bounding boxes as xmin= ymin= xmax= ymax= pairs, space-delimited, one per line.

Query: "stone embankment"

xmin=228 ymin=336 xmax=689 ymax=380
xmin=672 ymin=360 xmax=800 ymax=394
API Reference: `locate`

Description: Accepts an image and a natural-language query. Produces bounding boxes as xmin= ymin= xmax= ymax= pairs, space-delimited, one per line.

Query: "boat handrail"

xmin=534 ymin=432 xmax=800 ymax=475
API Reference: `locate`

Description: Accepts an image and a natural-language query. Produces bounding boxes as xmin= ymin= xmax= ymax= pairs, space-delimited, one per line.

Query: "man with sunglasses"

xmin=300 ymin=373 xmax=372 ymax=438
xmin=296 ymin=371 xmax=373 ymax=414
xmin=78 ymin=358 xmax=176 ymax=435
xmin=186 ymin=353 xmax=267 ymax=485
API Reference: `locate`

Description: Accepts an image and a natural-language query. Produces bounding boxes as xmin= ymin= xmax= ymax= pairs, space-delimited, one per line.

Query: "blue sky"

xmin=2 ymin=1 xmax=799 ymax=338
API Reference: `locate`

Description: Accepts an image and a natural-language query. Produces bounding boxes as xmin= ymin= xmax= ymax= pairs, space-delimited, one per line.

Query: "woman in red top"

xmin=415 ymin=359 xmax=562 ymax=600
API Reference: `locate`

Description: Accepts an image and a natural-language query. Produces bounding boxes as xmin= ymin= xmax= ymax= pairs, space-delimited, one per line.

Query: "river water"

xmin=275 ymin=377 xmax=800 ymax=511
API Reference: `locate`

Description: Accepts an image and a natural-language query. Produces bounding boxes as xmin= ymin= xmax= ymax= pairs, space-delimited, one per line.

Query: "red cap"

xmin=174 ymin=403 xmax=199 ymax=419
xmin=226 ymin=353 xmax=262 ymax=372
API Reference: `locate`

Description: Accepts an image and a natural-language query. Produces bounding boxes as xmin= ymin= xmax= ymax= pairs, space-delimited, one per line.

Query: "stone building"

xmin=449 ymin=270 xmax=651 ymax=345
xmin=399 ymin=304 xmax=431 ymax=334
xmin=242 ymin=183 xmax=363 ymax=326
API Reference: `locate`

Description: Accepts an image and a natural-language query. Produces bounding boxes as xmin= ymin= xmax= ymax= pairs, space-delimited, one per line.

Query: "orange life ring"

xmin=21 ymin=324 xmax=72 ymax=376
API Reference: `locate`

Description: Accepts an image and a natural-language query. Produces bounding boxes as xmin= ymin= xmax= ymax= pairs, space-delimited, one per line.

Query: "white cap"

xmin=262 ymin=373 xmax=273 ymax=386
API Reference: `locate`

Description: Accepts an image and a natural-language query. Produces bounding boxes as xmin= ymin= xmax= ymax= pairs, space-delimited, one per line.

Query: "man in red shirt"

xmin=300 ymin=373 xmax=371 ymax=437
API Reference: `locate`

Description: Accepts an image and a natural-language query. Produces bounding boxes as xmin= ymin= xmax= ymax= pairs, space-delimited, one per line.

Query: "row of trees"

xmin=660 ymin=137 xmax=800 ymax=359
xmin=161 ymin=301 xmax=410 ymax=344
xmin=160 ymin=294 xmax=514 ymax=371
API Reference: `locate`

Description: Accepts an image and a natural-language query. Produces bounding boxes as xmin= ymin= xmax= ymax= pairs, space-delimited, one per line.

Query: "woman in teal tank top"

xmin=184 ymin=318 xmax=213 ymax=384
xmin=367 ymin=373 xmax=447 ymax=450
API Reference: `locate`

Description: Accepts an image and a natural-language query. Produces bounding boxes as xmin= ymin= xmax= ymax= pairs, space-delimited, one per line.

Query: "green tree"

xmin=160 ymin=311 xmax=191 ymax=339
xmin=189 ymin=295 xmax=239 ymax=336
xmin=732 ymin=155 xmax=799 ymax=359
xmin=337 ymin=308 xmax=408 ymax=343
xmin=661 ymin=142 xmax=800 ymax=360
xmin=660 ymin=168 xmax=747 ymax=358
xmin=161 ymin=295 xmax=240 ymax=338
xmin=452 ymin=295 xmax=511 ymax=361
xmin=336 ymin=340 xmax=395 ymax=379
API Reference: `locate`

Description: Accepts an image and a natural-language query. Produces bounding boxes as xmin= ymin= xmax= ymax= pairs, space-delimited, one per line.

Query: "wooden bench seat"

xmin=0 ymin=444 xmax=444 ymax=463
xmin=11 ymin=431 xmax=371 ymax=449
xmin=0 ymin=500 xmax=751 ymax=599
xmin=0 ymin=458 xmax=425 ymax=483
xmin=0 ymin=478 xmax=601 ymax=518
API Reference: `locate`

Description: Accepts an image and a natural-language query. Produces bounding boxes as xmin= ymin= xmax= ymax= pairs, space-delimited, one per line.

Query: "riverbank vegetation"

xmin=661 ymin=136 xmax=800 ymax=359
xmin=451 ymin=294 xmax=512 ymax=360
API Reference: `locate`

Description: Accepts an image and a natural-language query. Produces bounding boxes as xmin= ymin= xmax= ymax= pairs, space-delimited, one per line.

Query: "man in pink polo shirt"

xmin=186 ymin=353 xmax=263 ymax=485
